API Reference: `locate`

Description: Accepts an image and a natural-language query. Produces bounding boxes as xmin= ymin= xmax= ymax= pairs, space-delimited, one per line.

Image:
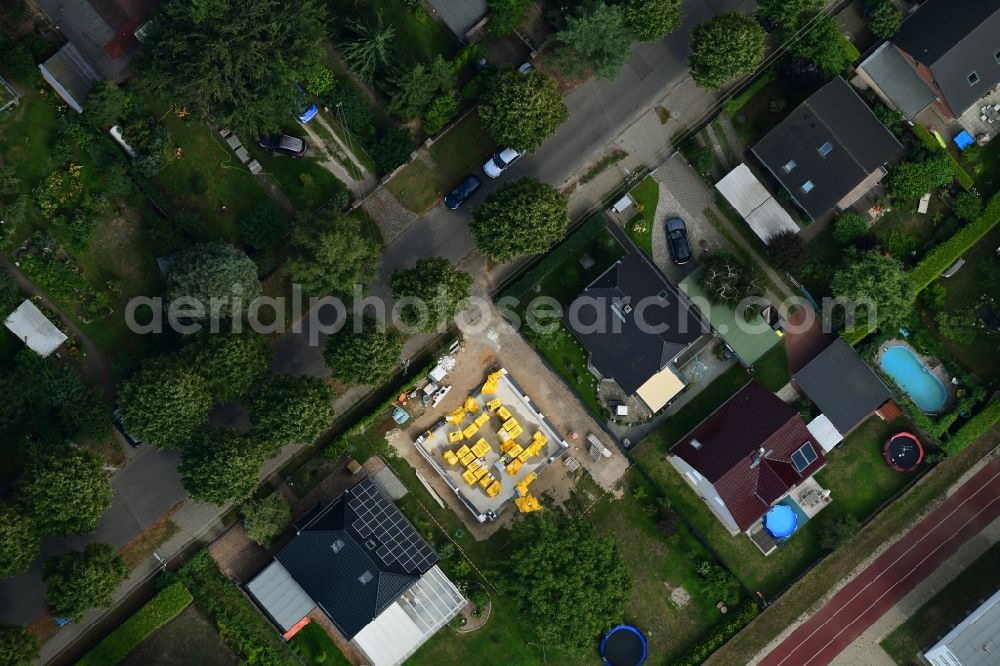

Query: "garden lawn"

xmin=625 ymin=176 xmax=658 ymax=256
xmin=327 ymin=0 xmax=457 ymax=63
xmin=151 ymin=109 xmax=272 ymax=239
xmin=880 ymin=541 xmax=1000 ymax=665
xmin=973 ymin=134 xmax=1000 ymax=198
xmin=386 ymin=112 xmax=497 ymax=214
xmin=289 ymin=621 xmax=351 ymax=666
xmin=249 ymin=142 xmax=350 ymax=212
xmin=633 ymin=387 xmax=915 ymax=597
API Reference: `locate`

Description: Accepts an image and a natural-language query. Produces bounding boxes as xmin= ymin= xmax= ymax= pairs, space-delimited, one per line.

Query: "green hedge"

xmin=944 ymin=396 xmax=1000 ymax=456
xmin=912 ymin=124 xmax=974 ymax=189
xmin=78 ymin=582 xmax=193 ymax=666
xmin=723 ymin=70 xmax=775 ymax=115
xmin=675 ymin=602 xmax=760 ymax=666
xmin=175 ymin=550 xmax=298 ymax=666
xmin=909 ymin=192 xmax=1000 ymax=291
xmin=503 ymin=215 xmax=608 ymax=300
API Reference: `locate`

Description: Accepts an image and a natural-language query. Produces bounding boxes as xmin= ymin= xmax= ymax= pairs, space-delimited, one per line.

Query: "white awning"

xmin=807 ymin=414 xmax=844 ymax=453
xmin=716 ymin=164 xmax=799 ymax=244
xmin=245 ymin=561 xmax=316 ymax=632
xmin=635 ymin=366 xmax=686 ymax=413
xmin=4 ymin=299 xmax=67 ymax=357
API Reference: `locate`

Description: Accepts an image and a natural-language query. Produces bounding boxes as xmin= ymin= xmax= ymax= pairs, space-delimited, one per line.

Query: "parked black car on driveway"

xmin=665 ymin=217 xmax=692 ymax=264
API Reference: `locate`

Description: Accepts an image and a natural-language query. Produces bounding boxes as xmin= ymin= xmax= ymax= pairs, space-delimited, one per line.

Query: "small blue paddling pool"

xmin=601 ymin=625 xmax=647 ymax=666
xmin=880 ymin=345 xmax=947 ymax=413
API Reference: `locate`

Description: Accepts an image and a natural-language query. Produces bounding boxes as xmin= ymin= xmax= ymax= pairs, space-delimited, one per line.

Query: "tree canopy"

xmin=479 ymin=70 xmax=568 ymax=152
xmin=757 ymin=0 xmax=823 ymax=26
xmin=830 ymin=249 xmax=916 ymax=331
xmin=178 ymin=428 xmax=266 ymax=504
xmin=697 ymin=253 xmax=765 ymax=307
xmin=689 ymin=13 xmax=766 ymax=89
xmin=487 ymin=0 xmax=531 ymax=35
xmin=42 ymin=543 xmax=128 ymax=622
xmin=241 ymin=493 xmax=291 ymax=546
xmin=623 ymin=0 xmax=683 ymax=41
xmin=888 ymin=158 xmax=954 ymax=200
xmin=785 ymin=14 xmax=857 ymax=79
xmin=864 ymin=0 xmax=902 ymax=37
xmin=0 ymin=503 xmax=40 ymax=578
xmin=249 ymin=375 xmax=335 ymax=451
xmin=550 ymin=2 xmax=632 ymax=80
xmin=0 ymin=623 xmax=38 ymax=666
xmin=165 ymin=241 xmax=261 ymax=320
xmin=136 ymin=0 xmax=327 ymax=131
xmin=15 ymin=446 xmax=112 ymax=536
xmin=766 ymin=230 xmax=807 ymax=271
xmin=324 ymin=317 xmax=403 ymax=385
xmin=389 ymin=258 xmax=473 ymax=331
xmin=498 ymin=509 xmax=632 ymax=654
xmin=285 ymin=212 xmax=381 ymax=297
xmin=470 ymin=178 xmax=569 ymax=262
xmin=833 ymin=211 xmax=869 ymax=244
xmin=118 ymin=357 xmax=213 ymax=448
xmin=385 ymin=57 xmax=453 ymax=121
xmin=180 ymin=331 xmax=273 ymax=403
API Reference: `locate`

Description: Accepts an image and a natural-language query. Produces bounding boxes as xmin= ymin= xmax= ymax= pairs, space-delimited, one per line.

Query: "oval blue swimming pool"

xmin=881 ymin=346 xmax=947 ymax=412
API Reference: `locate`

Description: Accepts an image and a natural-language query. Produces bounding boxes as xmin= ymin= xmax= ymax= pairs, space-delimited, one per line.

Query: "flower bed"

xmin=16 ymin=233 xmax=115 ymax=322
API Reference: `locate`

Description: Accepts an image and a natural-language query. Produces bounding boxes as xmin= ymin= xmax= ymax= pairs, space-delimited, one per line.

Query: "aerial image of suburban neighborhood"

xmin=2 ymin=0 xmax=1000 ymax=664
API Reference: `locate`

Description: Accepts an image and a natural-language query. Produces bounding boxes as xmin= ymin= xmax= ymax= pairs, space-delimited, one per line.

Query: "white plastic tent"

xmin=4 ymin=299 xmax=67 ymax=357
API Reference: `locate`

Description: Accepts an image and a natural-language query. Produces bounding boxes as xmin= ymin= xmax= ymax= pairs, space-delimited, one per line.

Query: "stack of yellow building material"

xmin=462 ymin=422 xmax=480 ymax=439
xmin=448 ymin=430 xmax=464 ymax=444
xmin=496 ymin=406 xmax=512 ymax=421
xmin=473 ymin=412 xmax=490 ymax=428
xmin=455 ymin=444 xmax=471 ymax=459
xmin=460 ymin=451 xmax=475 ymax=466
xmin=486 ymin=398 xmax=502 ymax=411
xmin=473 ymin=466 xmax=488 ymax=481
xmin=471 ymin=438 xmax=491 ymax=458
xmin=443 ymin=450 xmax=459 ymax=465
xmin=506 ymin=459 xmax=523 ymax=476
xmin=507 ymin=424 xmax=523 ymax=440
xmin=446 ymin=407 xmax=466 ymax=426
xmin=462 ymin=469 xmax=477 ymax=486
xmin=486 ymin=480 xmax=501 ymax=497
xmin=464 ymin=396 xmax=479 ymax=414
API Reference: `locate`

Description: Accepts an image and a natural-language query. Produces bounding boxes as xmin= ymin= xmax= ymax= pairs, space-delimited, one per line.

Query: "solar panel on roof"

xmin=348 ymin=478 xmax=437 ymax=574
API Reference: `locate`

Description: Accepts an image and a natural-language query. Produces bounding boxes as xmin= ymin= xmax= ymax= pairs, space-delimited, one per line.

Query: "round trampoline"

xmin=884 ymin=432 xmax=924 ymax=472
xmin=600 ymin=625 xmax=648 ymax=666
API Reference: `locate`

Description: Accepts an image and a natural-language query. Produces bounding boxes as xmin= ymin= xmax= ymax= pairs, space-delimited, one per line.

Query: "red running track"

xmin=760 ymin=457 xmax=1000 ymax=666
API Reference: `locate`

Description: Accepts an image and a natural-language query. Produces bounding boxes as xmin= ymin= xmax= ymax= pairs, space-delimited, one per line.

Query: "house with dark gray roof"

xmin=246 ymin=477 xmax=465 ymax=666
xmin=857 ymin=0 xmax=1000 ymax=120
xmin=669 ymin=381 xmax=827 ymax=538
xmin=35 ymin=0 xmax=159 ymax=112
xmin=752 ymin=77 xmax=905 ymax=220
xmin=564 ymin=232 xmax=711 ymax=413
xmin=793 ymin=338 xmax=893 ymax=436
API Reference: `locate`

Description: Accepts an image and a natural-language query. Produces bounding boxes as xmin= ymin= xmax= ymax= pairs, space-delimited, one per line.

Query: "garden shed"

xmin=4 ymin=299 xmax=67 ymax=357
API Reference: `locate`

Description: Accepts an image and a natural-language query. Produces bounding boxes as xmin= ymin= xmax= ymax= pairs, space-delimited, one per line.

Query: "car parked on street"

xmin=483 ymin=147 xmax=522 ymax=178
xmin=293 ymin=82 xmax=318 ymax=123
xmin=258 ymin=134 xmax=307 ymax=157
xmin=665 ymin=217 xmax=692 ymax=264
xmin=444 ymin=175 xmax=481 ymax=209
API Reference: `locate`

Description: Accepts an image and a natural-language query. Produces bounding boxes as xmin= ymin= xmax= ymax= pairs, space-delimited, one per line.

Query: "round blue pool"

xmin=880 ymin=345 xmax=947 ymax=412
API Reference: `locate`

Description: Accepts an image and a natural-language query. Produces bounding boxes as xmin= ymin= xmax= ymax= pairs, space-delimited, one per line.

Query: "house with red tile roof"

xmin=668 ymin=381 xmax=828 ymax=546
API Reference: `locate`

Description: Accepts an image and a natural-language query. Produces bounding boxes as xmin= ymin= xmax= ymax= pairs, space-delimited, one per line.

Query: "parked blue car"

xmin=293 ymin=83 xmax=318 ymax=123
xmin=444 ymin=175 xmax=481 ymax=210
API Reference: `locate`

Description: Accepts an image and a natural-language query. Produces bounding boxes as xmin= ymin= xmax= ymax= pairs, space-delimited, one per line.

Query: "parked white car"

xmin=482 ymin=147 xmax=522 ymax=178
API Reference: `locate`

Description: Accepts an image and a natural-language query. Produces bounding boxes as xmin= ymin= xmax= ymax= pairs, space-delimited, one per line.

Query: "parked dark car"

xmin=444 ymin=175 xmax=481 ymax=210
xmin=258 ymin=134 xmax=306 ymax=157
xmin=111 ymin=408 xmax=142 ymax=448
xmin=665 ymin=217 xmax=692 ymax=264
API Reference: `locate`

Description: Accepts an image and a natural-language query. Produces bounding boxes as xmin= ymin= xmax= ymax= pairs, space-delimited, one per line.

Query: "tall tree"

xmin=0 ymin=503 xmax=40 ymax=577
xmin=390 ymin=258 xmax=474 ymax=332
xmin=830 ymin=249 xmax=916 ymax=330
xmin=118 ymin=357 xmax=213 ymax=448
xmin=42 ymin=544 xmax=128 ymax=622
xmin=285 ymin=213 xmax=381 ymax=297
xmin=241 ymin=493 xmax=291 ymax=547
xmin=249 ymin=376 xmax=335 ymax=451
xmin=757 ymin=0 xmax=823 ymax=26
xmin=550 ymin=2 xmax=632 ymax=79
xmin=340 ymin=15 xmax=396 ymax=83
xmin=689 ymin=13 xmax=766 ymax=89
xmin=623 ymin=0 xmax=683 ymax=41
xmin=785 ymin=14 xmax=856 ymax=79
xmin=498 ymin=509 xmax=632 ymax=654
xmin=15 ymin=446 xmax=112 ymax=536
xmin=487 ymin=0 xmax=531 ymax=35
xmin=864 ymin=0 xmax=902 ymax=38
xmin=324 ymin=317 xmax=404 ymax=385
xmin=181 ymin=331 xmax=273 ymax=403
xmin=385 ymin=57 xmax=453 ymax=121
xmin=697 ymin=253 xmax=764 ymax=307
xmin=833 ymin=211 xmax=869 ymax=244
xmin=766 ymin=230 xmax=807 ymax=271
xmin=479 ymin=70 xmax=569 ymax=152
xmin=136 ymin=0 xmax=327 ymax=131
xmin=165 ymin=241 xmax=261 ymax=320
xmin=470 ymin=178 xmax=569 ymax=262
xmin=0 ymin=623 xmax=38 ymax=666
xmin=178 ymin=428 xmax=266 ymax=504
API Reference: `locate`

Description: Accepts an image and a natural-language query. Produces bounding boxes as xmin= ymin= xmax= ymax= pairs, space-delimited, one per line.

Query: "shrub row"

xmin=723 ymin=70 xmax=775 ymax=115
xmin=674 ymin=601 xmax=760 ymax=666
xmin=911 ymin=124 xmax=974 ymax=189
xmin=909 ymin=192 xmax=1000 ymax=291
xmin=77 ymin=582 xmax=193 ymax=666
xmin=174 ymin=550 xmax=298 ymax=666
xmin=944 ymin=396 xmax=1000 ymax=456
xmin=323 ymin=360 xmax=436 ymax=458
xmin=503 ymin=215 xmax=608 ymax=300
